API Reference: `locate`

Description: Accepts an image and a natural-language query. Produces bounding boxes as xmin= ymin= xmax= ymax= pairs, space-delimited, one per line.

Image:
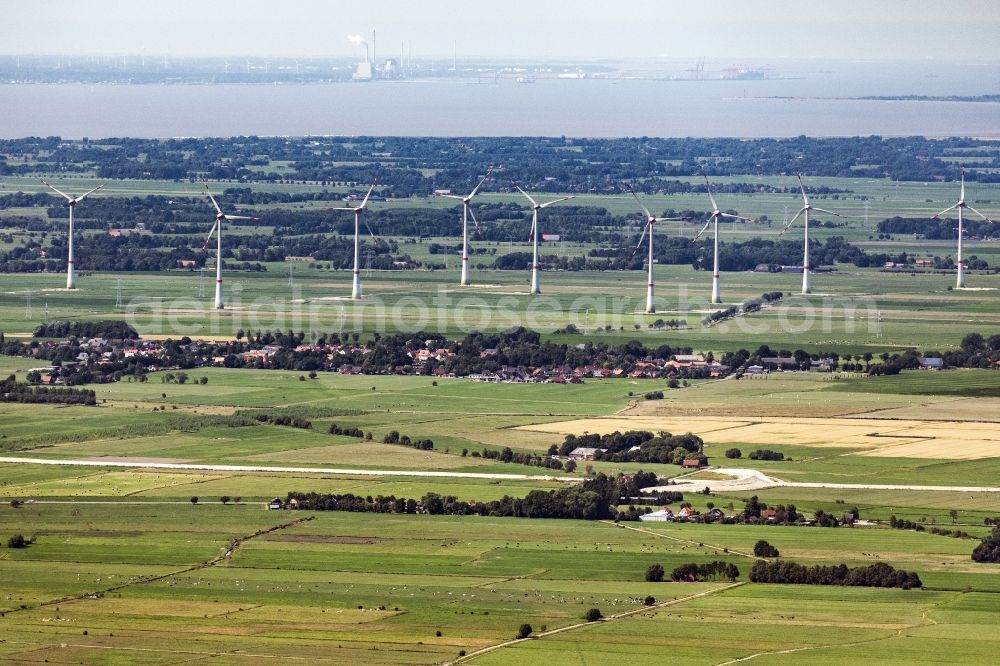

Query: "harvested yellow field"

xmin=518 ymin=415 xmax=1000 ymax=459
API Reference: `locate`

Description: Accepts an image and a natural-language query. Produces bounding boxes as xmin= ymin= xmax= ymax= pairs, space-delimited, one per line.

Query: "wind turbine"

xmin=780 ymin=173 xmax=845 ymax=294
xmin=511 ymin=180 xmax=574 ymax=294
xmin=40 ymin=179 xmax=104 ymax=289
xmin=932 ymin=167 xmax=993 ymax=288
xmin=436 ymin=168 xmax=492 ymax=286
xmin=333 ymin=177 xmax=380 ymax=300
xmin=203 ymin=186 xmax=259 ymax=310
xmin=625 ymin=184 xmax=687 ymax=313
xmin=693 ymin=175 xmax=752 ymax=304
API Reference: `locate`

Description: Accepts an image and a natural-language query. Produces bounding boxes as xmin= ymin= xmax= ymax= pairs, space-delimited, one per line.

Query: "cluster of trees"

xmin=254 ymin=413 xmax=311 ymax=429
xmin=748 ymin=449 xmax=785 ymax=461
xmin=33 ymin=320 xmax=139 ymax=340
xmin=878 ymin=216 xmax=996 ymax=242
xmin=703 ymin=291 xmax=784 ymax=326
xmin=288 ymin=472 xmax=652 ymax=521
xmin=6 ymin=136 xmax=990 ymax=189
xmin=383 ymin=430 xmax=434 ymax=450
xmin=971 ymin=525 xmax=1000 ymax=562
xmin=0 ymin=374 xmax=96 ymax=405
xmin=478 ymin=446 xmax=565 ymax=470
xmin=871 ymin=334 xmax=1000 ymax=375
xmin=671 ymin=561 xmax=740 ymax=582
xmin=888 ymin=516 xmax=973 ymax=540
xmin=557 ymin=430 xmax=707 ymax=466
xmin=749 ymin=560 xmax=922 ymax=589
xmin=328 ymin=423 xmax=370 ymax=439
xmin=753 ymin=540 xmax=780 ymax=557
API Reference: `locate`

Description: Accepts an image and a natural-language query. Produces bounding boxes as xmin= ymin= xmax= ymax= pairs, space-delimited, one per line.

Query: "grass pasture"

xmin=2 ymin=505 xmax=999 ymax=664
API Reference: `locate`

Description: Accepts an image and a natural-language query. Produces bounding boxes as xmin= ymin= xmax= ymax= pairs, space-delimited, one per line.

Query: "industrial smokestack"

xmin=372 ymin=29 xmax=376 ymax=70
xmin=347 ymin=34 xmax=369 ymax=63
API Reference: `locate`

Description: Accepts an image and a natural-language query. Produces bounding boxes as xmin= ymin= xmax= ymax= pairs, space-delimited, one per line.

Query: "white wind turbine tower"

xmin=437 ymin=168 xmax=492 ymax=286
xmin=780 ymin=173 xmax=845 ymax=294
xmin=693 ymin=175 xmax=752 ymax=304
xmin=203 ymin=186 xmax=259 ymax=309
xmin=625 ymin=184 xmax=687 ymax=314
xmin=333 ymin=177 xmax=380 ymax=300
xmin=932 ymin=167 xmax=993 ymax=288
xmin=40 ymin=179 xmax=104 ymax=289
xmin=511 ymin=180 xmax=574 ymax=294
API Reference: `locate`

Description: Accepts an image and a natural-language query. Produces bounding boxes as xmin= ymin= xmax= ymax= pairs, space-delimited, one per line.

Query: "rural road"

xmin=0 ymin=456 xmax=574 ymax=482
xmin=650 ymin=467 xmax=1000 ymax=494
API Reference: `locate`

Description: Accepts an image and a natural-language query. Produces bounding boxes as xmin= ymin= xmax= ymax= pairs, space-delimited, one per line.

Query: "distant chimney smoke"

xmin=347 ymin=34 xmax=369 ymax=63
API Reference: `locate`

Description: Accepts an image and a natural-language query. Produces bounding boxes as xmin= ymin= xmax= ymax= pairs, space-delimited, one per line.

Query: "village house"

xmin=568 ymin=447 xmax=604 ymax=461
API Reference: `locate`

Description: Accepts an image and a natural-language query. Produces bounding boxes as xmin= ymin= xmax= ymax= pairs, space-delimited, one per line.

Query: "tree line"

xmin=749 ymin=560 xmax=922 ymax=589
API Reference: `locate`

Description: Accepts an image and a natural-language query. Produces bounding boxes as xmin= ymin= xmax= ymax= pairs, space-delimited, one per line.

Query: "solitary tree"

xmin=220 ymin=495 xmax=231 ymax=505
xmin=584 ymin=608 xmax=603 ymax=622
xmin=190 ymin=496 xmax=199 ymax=505
xmin=645 ymin=563 xmax=665 ymax=582
xmin=516 ymin=623 xmax=533 ymax=639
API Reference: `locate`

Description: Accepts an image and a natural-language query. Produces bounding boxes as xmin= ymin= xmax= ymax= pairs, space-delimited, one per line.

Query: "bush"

xmin=645 ymin=563 xmax=665 ymax=582
xmin=643 ymin=391 xmax=664 ymax=401
xmin=584 ymin=608 xmax=603 ymax=622
xmin=7 ymin=534 xmax=27 ymax=548
xmin=643 ymin=595 xmax=656 ymax=606
xmin=190 ymin=496 xmax=199 ymax=505
xmin=516 ymin=623 xmax=533 ymax=639
xmin=220 ymin=495 xmax=231 ymax=505
xmin=9 ymin=499 xmax=21 ymax=509
xmin=753 ymin=539 xmax=780 ymax=558
xmin=725 ymin=448 xmax=742 ymax=459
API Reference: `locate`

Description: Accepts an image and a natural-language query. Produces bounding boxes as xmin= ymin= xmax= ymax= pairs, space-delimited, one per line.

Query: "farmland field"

xmin=3 ymin=154 xmax=1000 ymax=663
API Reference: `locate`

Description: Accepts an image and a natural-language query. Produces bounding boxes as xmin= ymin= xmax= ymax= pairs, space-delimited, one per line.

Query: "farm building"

xmin=639 ymin=508 xmax=674 ymax=522
xmin=568 ymin=447 xmax=604 ymax=461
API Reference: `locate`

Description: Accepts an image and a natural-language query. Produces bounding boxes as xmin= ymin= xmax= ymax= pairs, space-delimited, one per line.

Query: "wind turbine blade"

xmin=960 ymin=167 xmax=966 ymax=202
xmin=796 ymin=173 xmax=809 ymax=205
xmin=628 ymin=222 xmax=650 ymax=260
xmin=693 ymin=218 xmax=712 ymax=241
xmin=965 ymin=205 xmax=994 ymax=224
xmin=810 ymin=207 xmax=845 ymax=219
xmin=359 ymin=175 xmax=379 ymax=209
xmin=780 ymin=208 xmax=805 ymax=235
xmin=223 ymin=214 xmax=259 ymax=221
xmin=40 ymin=179 xmax=73 ymax=202
xmin=202 ymin=221 xmax=218 ymax=249
xmin=74 ymin=184 xmax=105 ymax=202
xmin=468 ymin=167 xmax=493 ymax=199
xmin=702 ymin=174 xmax=720 ymax=211
xmin=931 ymin=204 xmax=959 ymax=219
xmin=528 ymin=214 xmax=537 ymax=243
xmin=469 ymin=205 xmax=482 ymax=236
xmin=364 ymin=218 xmax=380 ymax=244
xmin=625 ymin=183 xmax=652 ymax=220
xmin=436 ymin=193 xmax=465 ymax=200
xmin=720 ymin=213 xmax=753 ymax=223
xmin=539 ymin=195 xmax=575 ymax=208
xmin=511 ymin=180 xmax=538 ymax=208
xmin=203 ymin=186 xmax=223 ymax=215
xmin=653 ymin=216 xmax=686 ymax=222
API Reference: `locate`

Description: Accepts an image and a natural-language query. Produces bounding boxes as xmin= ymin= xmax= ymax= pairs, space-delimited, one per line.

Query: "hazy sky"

xmin=6 ymin=1 xmax=999 ymax=61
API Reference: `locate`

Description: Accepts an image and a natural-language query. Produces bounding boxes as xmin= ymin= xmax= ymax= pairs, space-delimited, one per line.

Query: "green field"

xmin=2 ymin=505 xmax=1000 ymax=665
xmin=3 ymin=169 xmax=1000 ymax=663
